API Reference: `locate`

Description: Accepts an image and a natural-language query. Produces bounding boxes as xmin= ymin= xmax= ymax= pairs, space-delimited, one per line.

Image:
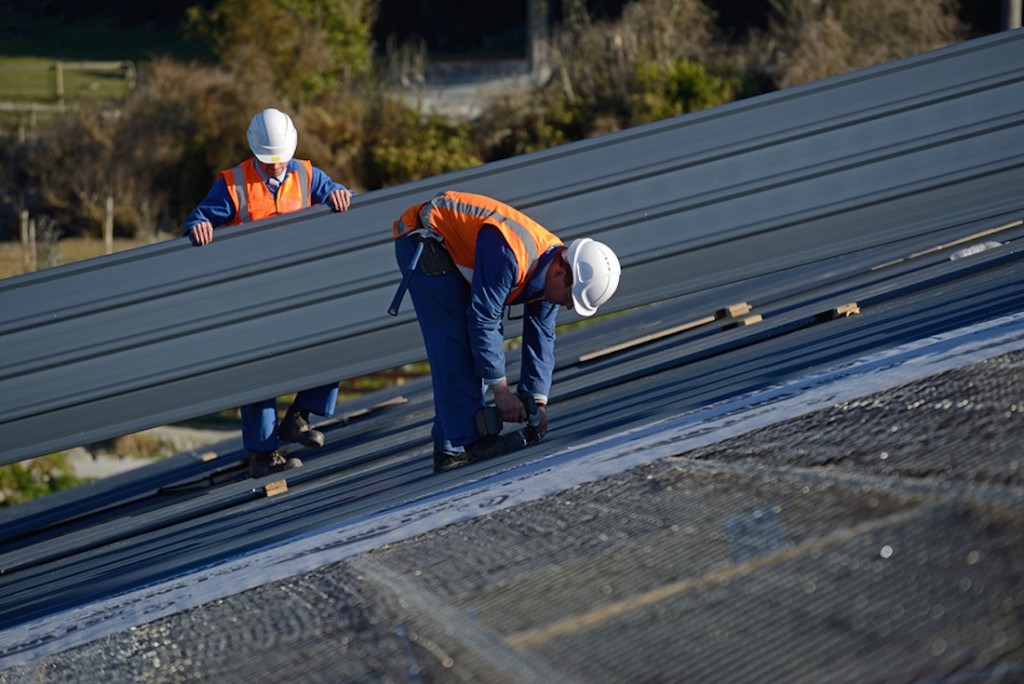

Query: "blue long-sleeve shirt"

xmin=183 ymin=159 xmax=353 ymax=234
xmin=468 ymin=226 xmax=559 ymax=403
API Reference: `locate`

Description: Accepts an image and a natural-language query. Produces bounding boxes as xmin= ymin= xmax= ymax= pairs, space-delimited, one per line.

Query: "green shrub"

xmin=186 ymin=0 xmax=376 ymax=105
xmin=0 ymin=453 xmax=86 ymax=507
xmin=477 ymin=0 xmax=735 ymax=156
xmin=476 ymin=91 xmax=590 ymax=160
xmin=631 ymin=58 xmax=739 ymax=125
xmin=364 ymin=99 xmax=482 ymax=187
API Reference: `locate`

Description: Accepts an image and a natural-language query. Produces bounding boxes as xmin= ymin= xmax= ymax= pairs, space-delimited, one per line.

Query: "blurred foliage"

xmin=631 ymin=58 xmax=739 ymax=124
xmin=0 ymin=0 xmax=971 ymax=243
xmin=476 ymin=91 xmax=587 ymax=159
xmin=476 ymin=0 xmax=735 ymax=156
xmin=365 ymin=100 xmax=482 ymax=187
xmin=185 ymin=0 xmax=376 ymax=105
xmin=8 ymin=58 xmax=268 ymax=238
xmin=0 ymin=454 xmax=86 ymax=507
xmin=765 ymin=0 xmax=966 ymax=88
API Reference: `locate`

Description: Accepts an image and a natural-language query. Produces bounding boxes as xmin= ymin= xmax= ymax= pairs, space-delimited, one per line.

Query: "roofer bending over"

xmin=184 ymin=108 xmax=355 ymax=478
xmin=393 ymin=190 xmax=621 ymax=472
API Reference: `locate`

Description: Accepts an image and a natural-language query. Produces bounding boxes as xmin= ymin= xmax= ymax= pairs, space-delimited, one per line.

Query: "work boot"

xmin=278 ymin=404 xmax=325 ymax=448
xmin=432 ymin=431 xmax=528 ymax=474
xmin=433 ymin=450 xmax=470 ymax=473
xmin=248 ymin=450 xmax=303 ymax=478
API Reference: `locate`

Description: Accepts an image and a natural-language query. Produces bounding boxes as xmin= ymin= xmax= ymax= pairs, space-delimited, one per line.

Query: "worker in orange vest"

xmin=393 ymin=190 xmax=621 ymax=472
xmin=184 ymin=108 xmax=355 ymax=478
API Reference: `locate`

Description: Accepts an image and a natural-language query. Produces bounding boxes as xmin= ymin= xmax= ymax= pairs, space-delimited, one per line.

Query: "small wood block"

xmin=578 ymin=314 xmax=716 ymax=362
xmin=715 ymin=302 xmax=752 ymax=319
xmin=815 ymin=303 xmax=860 ymax=322
xmin=722 ymin=314 xmax=763 ymax=330
xmin=263 ymin=480 xmax=288 ymax=497
xmin=198 ymin=451 xmax=218 ymax=462
xmin=835 ymin=303 xmax=860 ymax=317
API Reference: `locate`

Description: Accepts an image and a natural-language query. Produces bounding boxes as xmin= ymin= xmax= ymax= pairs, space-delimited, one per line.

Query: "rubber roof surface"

xmin=1 ymin=30 xmax=1023 ymax=466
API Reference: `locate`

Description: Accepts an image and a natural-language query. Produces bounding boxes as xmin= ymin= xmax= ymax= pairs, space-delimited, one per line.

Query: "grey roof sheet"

xmin=2 ymin=31 xmax=1023 ymax=465
xmin=3 ymin=33 xmax=1024 ymax=675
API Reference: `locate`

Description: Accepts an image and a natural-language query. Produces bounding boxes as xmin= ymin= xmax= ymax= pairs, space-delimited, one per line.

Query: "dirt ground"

xmin=66 ymin=424 xmax=240 ymax=479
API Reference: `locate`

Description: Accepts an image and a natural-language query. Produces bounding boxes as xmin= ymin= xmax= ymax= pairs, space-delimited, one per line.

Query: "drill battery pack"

xmin=475 ymin=390 xmax=542 ymax=443
xmin=475 ymin=406 xmax=504 ymax=437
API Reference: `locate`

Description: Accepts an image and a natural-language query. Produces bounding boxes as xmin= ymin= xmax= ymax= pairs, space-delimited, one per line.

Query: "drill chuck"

xmin=517 ymin=390 xmax=542 ymax=444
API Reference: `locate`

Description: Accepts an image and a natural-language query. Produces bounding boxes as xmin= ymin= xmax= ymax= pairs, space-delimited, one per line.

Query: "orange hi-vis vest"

xmin=219 ymin=158 xmax=312 ymax=225
xmin=394 ymin=191 xmax=564 ymax=304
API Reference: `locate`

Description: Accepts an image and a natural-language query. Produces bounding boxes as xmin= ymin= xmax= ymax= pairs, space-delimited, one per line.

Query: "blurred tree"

xmin=364 ymin=96 xmax=482 ymax=187
xmin=13 ymin=58 xmax=273 ymax=239
xmin=482 ymin=0 xmax=731 ymax=149
xmin=186 ymin=0 xmax=377 ymax=105
xmin=0 ymin=454 xmax=83 ymax=507
xmin=767 ymin=0 xmax=966 ymax=89
xmin=632 ymin=58 xmax=739 ymax=124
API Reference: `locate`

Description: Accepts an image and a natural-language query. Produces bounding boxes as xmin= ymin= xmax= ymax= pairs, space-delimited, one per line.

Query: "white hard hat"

xmin=566 ymin=238 xmax=621 ymax=317
xmin=246 ymin=108 xmax=298 ymax=164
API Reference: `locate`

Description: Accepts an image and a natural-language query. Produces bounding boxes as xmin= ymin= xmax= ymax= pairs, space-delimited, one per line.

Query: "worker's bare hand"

xmin=535 ymin=405 xmax=548 ymax=440
xmin=189 ymin=221 xmax=214 ymax=246
xmin=327 ymin=188 xmax=352 ymax=212
xmin=492 ymin=383 xmax=527 ymax=423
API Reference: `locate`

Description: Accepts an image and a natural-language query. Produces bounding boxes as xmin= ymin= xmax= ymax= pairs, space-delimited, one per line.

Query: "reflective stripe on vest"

xmin=397 ymin=191 xmax=562 ymax=303
xmin=230 ymin=165 xmax=250 ymax=224
xmin=294 ymin=163 xmax=310 ymax=209
xmin=419 ymin=194 xmax=542 ymax=279
xmin=225 ymin=159 xmax=311 ymax=225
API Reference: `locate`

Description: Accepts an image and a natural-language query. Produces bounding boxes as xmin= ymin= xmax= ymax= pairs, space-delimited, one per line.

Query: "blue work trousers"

xmin=240 ymin=384 xmax=339 ymax=452
xmin=396 ymin=234 xmax=486 ymax=453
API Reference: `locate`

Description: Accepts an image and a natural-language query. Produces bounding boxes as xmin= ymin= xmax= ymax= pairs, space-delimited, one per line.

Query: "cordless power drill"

xmin=475 ymin=389 xmax=543 ymax=444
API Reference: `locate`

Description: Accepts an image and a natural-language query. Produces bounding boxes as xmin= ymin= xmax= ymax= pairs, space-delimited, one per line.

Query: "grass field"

xmin=0 ymin=7 xmax=210 ymax=107
xmin=0 ymin=8 xmax=209 ymax=130
xmin=0 ymin=57 xmax=135 ymax=102
xmin=0 ymin=236 xmax=162 ymax=280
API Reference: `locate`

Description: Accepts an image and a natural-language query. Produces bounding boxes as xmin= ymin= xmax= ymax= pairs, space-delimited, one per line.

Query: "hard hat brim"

xmin=567 ymin=238 xmax=596 ymax=316
xmin=567 ymin=238 xmax=621 ymax=318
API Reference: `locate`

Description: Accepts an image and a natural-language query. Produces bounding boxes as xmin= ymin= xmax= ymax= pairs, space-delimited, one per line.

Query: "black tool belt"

xmin=415 ymin=234 xmax=456 ymax=276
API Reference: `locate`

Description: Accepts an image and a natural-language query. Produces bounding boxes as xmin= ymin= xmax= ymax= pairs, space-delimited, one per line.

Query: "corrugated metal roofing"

xmin=2 ymin=31 xmax=1023 ymax=466
xmin=2 ymin=31 xmax=1024 ymax=675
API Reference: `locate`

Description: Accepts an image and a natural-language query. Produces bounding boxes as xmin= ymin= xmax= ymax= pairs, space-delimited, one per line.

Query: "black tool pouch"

xmin=417 ymin=236 xmax=456 ymax=276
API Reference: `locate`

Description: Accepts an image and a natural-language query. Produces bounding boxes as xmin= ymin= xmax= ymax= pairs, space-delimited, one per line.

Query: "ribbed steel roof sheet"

xmin=1 ymin=30 xmax=1022 ymax=469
